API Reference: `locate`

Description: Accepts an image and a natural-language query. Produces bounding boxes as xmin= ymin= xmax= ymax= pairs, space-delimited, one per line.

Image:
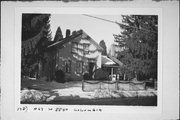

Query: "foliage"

xmin=55 ymin=69 xmax=65 ymax=83
xmin=54 ymin=26 xmax=63 ymax=42
xmin=99 ymin=40 xmax=107 ymax=55
xmin=21 ymin=89 xmax=46 ymax=103
xmin=21 ymin=14 xmax=52 ymax=77
xmin=22 ymin=14 xmax=52 ymax=42
xmin=83 ymin=73 xmax=91 ymax=80
xmin=94 ymin=68 xmax=109 ymax=80
xmin=114 ymin=15 xmax=158 ymax=80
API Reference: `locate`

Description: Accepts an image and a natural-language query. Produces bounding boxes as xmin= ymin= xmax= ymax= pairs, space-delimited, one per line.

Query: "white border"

xmin=14 ymin=7 xmax=162 ymax=114
xmin=2 ymin=1 xmax=179 ymax=120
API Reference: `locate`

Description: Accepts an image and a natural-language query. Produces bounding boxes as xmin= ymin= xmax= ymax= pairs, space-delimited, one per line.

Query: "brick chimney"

xmin=66 ymin=29 xmax=71 ymax=38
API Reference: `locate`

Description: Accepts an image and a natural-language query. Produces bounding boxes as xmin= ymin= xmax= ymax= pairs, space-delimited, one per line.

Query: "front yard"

xmin=21 ymin=78 xmax=157 ymax=106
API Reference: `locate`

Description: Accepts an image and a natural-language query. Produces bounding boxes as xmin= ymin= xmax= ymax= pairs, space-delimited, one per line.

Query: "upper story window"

xmin=83 ymin=44 xmax=89 ymax=55
xmin=72 ymin=42 xmax=90 ymax=55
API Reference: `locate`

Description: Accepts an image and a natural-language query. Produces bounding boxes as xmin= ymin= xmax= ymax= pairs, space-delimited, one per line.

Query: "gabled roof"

xmin=108 ymin=55 xmax=123 ymax=66
xmin=102 ymin=55 xmax=123 ymax=67
xmin=47 ymin=31 xmax=82 ymax=48
xmin=102 ymin=55 xmax=116 ymax=66
xmin=47 ymin=29 xmax=103 ymax=51
xmin=81 ymin=30 xmax=103 ymax=51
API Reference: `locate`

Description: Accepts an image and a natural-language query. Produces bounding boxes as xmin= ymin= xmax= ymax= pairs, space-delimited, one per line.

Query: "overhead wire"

xmin=83 ymin=14 xmax=157 ymax=34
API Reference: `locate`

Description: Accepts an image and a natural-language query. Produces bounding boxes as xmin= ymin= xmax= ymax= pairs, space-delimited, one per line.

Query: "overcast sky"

xmin=50 ymin=14 xmax=122 ymax=50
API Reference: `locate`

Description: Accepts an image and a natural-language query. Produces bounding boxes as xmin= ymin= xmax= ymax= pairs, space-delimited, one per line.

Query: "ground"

xmin=21 ymin=78 xmax=157 ymax=106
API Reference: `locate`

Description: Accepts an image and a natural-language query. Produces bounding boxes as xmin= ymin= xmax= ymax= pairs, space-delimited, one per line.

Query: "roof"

xmin=81 ymin=30 xmax=103 ymax=51
xmin=102 ymin=55 xmax=116 ymax=66
xmin=108 ymin=55 xmax=123 ymax=66
xmin=47 ymin=29 xmax=103 ymax=51
xmin=47 ymin=31 xmax=82 ymax=48
xmin=102 ymin=55 xmax=123 ymax=67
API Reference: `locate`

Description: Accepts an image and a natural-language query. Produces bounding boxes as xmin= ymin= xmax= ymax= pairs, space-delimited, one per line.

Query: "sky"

xmin=49 ymin=14 xmax=122 ymax=51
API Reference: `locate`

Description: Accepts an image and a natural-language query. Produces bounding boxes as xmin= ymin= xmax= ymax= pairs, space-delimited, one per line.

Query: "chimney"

xmin=66 ymin=29 xmax=71 ymax=38
xmin=72 ymin=30 xmax=76 ymax=35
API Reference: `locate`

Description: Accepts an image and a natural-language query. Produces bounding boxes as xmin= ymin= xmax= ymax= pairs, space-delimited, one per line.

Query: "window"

xmin=64 ymin=60 xmax=71 ymax=73
xmin=83 ymin=44 xmax=89 ymax=54
xmin=76 ymin=61 xmax=83 ymax=74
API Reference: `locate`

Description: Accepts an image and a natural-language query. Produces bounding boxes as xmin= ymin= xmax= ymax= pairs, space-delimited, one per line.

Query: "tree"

xmin=99 ymin=40 xmax=107 ymax=55
xmin=114 ymin=15 xmax=158 ymax=80
xmin=21 ymin=14 xmax=52 ymax=77
xmin=54 ymin=26 xmax=63 ymax=42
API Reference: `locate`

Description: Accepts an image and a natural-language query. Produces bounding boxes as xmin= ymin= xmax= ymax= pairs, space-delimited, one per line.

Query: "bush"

xmin=21 ymin=89 xmax=46 ymax=103
xmin=94 ymin=68 xmax=109 ymax=81
xmin=83 ymin=73 xmax=91 ymax=80
xmin=66 ymin=75 xmax=74 ymax=82
xmin=55 ymin=69 xmax=65 ymax=83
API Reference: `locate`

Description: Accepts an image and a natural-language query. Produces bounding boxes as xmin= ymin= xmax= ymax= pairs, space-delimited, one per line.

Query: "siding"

xmin=56 ymin=37 xmax=102 ymax=81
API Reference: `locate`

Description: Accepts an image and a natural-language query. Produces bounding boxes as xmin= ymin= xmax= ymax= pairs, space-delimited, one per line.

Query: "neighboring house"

xmin=47 ymin=29 xmax=103 ymax=81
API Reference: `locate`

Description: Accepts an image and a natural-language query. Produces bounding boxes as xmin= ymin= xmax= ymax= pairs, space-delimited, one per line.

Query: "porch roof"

xmin=102 ymin=55 xmax=123 ymax=68
xmin=102 ymin=55 xmax=115 ymax=65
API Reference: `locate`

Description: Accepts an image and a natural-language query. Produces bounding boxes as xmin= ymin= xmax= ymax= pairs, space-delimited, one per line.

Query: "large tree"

xmin=114 ymin=15 xmax=158 ymax=80
xmin=99 ymin=40 xmax=107 ymax=55
xmin=21 ymin=14 xmax=52 ymax=77
xmin=54 ymin=26 xmax=63 ymax=42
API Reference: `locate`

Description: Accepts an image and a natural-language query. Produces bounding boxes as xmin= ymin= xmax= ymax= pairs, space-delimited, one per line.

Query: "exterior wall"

xmin=97 ymin=52 xmax=102 ymax=68
xmin=56 ymin=37 xmax=102 ymax=81
xmin=56 ymin=42 xmax=83 ymax=81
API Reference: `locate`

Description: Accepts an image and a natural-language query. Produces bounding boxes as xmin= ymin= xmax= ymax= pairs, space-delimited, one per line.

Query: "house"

xmin=21 ymin=28 xmax=124 ymax=82
xmin=47 ymin=29 xmax=103 ymax=81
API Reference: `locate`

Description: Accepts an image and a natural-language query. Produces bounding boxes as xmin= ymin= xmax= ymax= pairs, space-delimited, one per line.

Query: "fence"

xmin=82 ymin=79 xmax=156 ymax=92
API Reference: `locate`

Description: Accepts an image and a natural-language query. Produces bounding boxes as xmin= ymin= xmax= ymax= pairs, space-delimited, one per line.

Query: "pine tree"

xmin=114 ymin=15 xmax=158 ymax=80
xmin=21 ymin=14 xmax=52 ymax=77
xmin=99 ymin=40 xmax=107 ymax=55
xmin=54 ymin=26 xmax=63 ymax=42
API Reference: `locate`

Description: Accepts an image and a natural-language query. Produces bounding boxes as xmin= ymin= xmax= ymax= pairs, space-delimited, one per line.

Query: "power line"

xmin=83 ymin=14 xmax=117 ymax=24
xmin=83 ymin=14 xmax=157 ymax=34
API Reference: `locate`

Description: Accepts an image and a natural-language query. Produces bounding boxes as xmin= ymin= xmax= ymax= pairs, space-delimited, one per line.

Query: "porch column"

xmin=123 ymin=74 xmax=126 ymax=81
xmin=111 ymin=67 xmax=113 ymax=76
xmin=111 ymin=67 xmax=113 ymax=80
